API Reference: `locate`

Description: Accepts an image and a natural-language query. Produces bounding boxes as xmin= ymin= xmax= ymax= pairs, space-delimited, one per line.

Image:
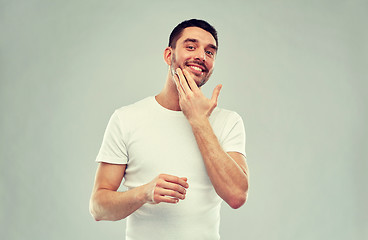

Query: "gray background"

xmin=1 ymin=0 xmax=367 ymax=239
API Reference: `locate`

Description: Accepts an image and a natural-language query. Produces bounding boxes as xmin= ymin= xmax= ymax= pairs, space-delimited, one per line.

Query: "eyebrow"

xmin=183 ymin=38 xmax=218 ymax=52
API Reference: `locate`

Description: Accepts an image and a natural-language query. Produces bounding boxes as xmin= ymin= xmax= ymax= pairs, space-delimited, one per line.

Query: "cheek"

xmin=173 ymin=53 xmax=183 ymax=64
xmin=177 ymin=51 xmax=192 ymax=62
xmin=207 ymin=61 xmax=214 ymax=71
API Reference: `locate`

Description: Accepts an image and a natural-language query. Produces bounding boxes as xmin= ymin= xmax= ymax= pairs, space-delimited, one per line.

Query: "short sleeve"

xmin=96 ymin=111 xmax=128 ymax=164
xmin=221 ymin=113 xmax=246 ymax=158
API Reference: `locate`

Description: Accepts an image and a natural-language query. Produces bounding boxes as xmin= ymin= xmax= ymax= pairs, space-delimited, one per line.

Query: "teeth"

xmin=190 ymin=66 xmax=202 ymax=72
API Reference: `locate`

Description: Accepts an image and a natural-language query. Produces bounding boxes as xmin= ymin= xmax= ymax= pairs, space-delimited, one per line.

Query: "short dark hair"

xmin=168 ymin=19 xmax=218 ymax=49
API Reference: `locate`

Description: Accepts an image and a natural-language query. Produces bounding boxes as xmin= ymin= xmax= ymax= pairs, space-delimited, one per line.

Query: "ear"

xmin=163 ymin=47 xmax=173 ymax=66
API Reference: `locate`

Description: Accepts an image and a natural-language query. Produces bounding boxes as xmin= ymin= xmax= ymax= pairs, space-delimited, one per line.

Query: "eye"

xmin=186 ymin=45 xmax=195 ymax=50
xmin=206 ymin=50 xmax=214 ymax=56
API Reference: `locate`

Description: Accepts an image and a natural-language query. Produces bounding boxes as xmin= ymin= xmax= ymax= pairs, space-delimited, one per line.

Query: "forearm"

xmin=191 ymin=118 xmax=249 ymax=208
xmin=173 ymin=68 xmax=248 ymax=207
xmin=90 ymin=184 xmax=148 ymax=221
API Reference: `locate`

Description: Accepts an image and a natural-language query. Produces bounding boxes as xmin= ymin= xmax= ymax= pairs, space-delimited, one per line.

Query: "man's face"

xmin=170 ymin=27 xmax=217 ymax=87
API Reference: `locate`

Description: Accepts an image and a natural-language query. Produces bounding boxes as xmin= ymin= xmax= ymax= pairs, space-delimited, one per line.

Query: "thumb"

xmin=211 ymin=84 xmax=222 ymax=104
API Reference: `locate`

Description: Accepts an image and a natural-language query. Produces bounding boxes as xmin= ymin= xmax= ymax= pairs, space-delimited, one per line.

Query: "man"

xmin=89 ymin=19 xmax=249 ymax=239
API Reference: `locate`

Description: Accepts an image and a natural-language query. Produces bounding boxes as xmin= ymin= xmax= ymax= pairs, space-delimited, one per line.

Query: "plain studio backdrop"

xmin=0 ymin=0 xmax=367 ymax=239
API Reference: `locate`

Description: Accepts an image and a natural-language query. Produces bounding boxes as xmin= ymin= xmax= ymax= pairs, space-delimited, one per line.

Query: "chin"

xmin=197 ymin=78 xmax=209 ymax=87
xmin=190 ymin=73 xmax=208 ymax=87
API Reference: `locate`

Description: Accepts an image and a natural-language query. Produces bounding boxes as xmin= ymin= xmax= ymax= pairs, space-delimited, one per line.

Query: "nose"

xmin=194 ymin=49 xmax=206 ymax=62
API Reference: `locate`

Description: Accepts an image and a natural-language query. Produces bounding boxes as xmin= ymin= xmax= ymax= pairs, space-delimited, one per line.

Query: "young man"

xmin=90 ymin=19 xmax=249 ymax=239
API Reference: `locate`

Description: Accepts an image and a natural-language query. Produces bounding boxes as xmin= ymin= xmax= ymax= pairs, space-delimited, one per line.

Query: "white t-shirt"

xmin=96 ymin=96 xmax=246 ymax=240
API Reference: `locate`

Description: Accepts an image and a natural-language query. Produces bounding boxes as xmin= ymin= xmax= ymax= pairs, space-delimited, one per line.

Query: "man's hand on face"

xmin=145 ymin=174 xmax=189 ymax=204
xmin=174 ymin=68 xmax=222 ymax=125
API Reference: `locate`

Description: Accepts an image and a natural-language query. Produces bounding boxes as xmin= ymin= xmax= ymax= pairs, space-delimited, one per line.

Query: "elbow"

xmin=226 ymin=185 xmax=249 ymax=209
xmin=89 ymin=195 xmax=105 ymax=221
xmin=227 ymin=192 xmax=247 ymax=209
xmin=228 ymin=177 xmax=250 ymax=209
xmin=89 ymin=194 xmax=126 ymax=221
xmin=89 ymin=200 xmax=101 ymax=221
xmin=90 ymin=209 xmax=102 ymax=222
xmin=91 ymin=213 xmax=102 ymax=222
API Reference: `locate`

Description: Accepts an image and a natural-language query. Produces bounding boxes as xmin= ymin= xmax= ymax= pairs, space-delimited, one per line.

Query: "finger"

xmin=211 ymin=84 xmax=222 ymax=104
xmin=156 ymin=188 xmax=186 ymax=200
xmin=154 ymin=195 xmax=179 ymax=204
xmin=160 ymin=174 xmax=189 ymax=188
xmin=182 ymin=69 xmax=199 ymax=92
xmin=157 ymin=181 xmax=187 ymax=194
xmin=173 ymin=72 xmax=185 ymax=97
xmin=180 ymin=177 xmax=188 ymax=182
xmin=176 ymin=68 xmax=192 ymax=94
xmin=169 ymin=176 xmax=189 ymax=189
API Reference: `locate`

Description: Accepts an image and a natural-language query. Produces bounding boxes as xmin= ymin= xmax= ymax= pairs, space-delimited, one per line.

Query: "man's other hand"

xmin=144 ymin=174 xmax=189 ymax=204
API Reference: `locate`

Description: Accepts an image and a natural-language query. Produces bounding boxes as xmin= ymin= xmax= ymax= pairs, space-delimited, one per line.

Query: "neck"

xmin=155 ymin=70 xmax=181 ymax=111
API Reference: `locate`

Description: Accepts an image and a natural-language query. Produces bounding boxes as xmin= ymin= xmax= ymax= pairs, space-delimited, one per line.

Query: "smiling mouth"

xmin=189 ymin=65 xmax=203 ymax=72
xmin=187 ymin=64 xmax=207 ymax=75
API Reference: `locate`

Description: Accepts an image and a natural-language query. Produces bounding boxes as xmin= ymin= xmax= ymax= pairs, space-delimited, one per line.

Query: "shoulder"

xmin=210 ymin=107 xmax=243 ymax=124
xmin=105 ymin=97 xmax=155 ymax=130
xmin=113 ymin=96 xmax=154 ymax=119
xmin=210 ymin=107 xmax=245 ymax=134
xmin=115 ymin=96 xmax=153 ymax=114
xmin=210 ymin=107 xmax=246 ymax=146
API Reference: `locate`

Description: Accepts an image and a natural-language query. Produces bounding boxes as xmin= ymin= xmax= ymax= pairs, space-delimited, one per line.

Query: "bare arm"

xmin=191 ymin=120 xmax=249 ymax=209
xmin=174 ymin=68 xmax=249 ymax=209
xmin=89 ymin=162 xmax=189 ymax=221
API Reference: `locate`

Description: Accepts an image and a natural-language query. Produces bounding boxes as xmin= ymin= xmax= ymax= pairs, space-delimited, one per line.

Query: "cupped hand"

xmin=145 ymin=174 xmax=189 ymax=204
